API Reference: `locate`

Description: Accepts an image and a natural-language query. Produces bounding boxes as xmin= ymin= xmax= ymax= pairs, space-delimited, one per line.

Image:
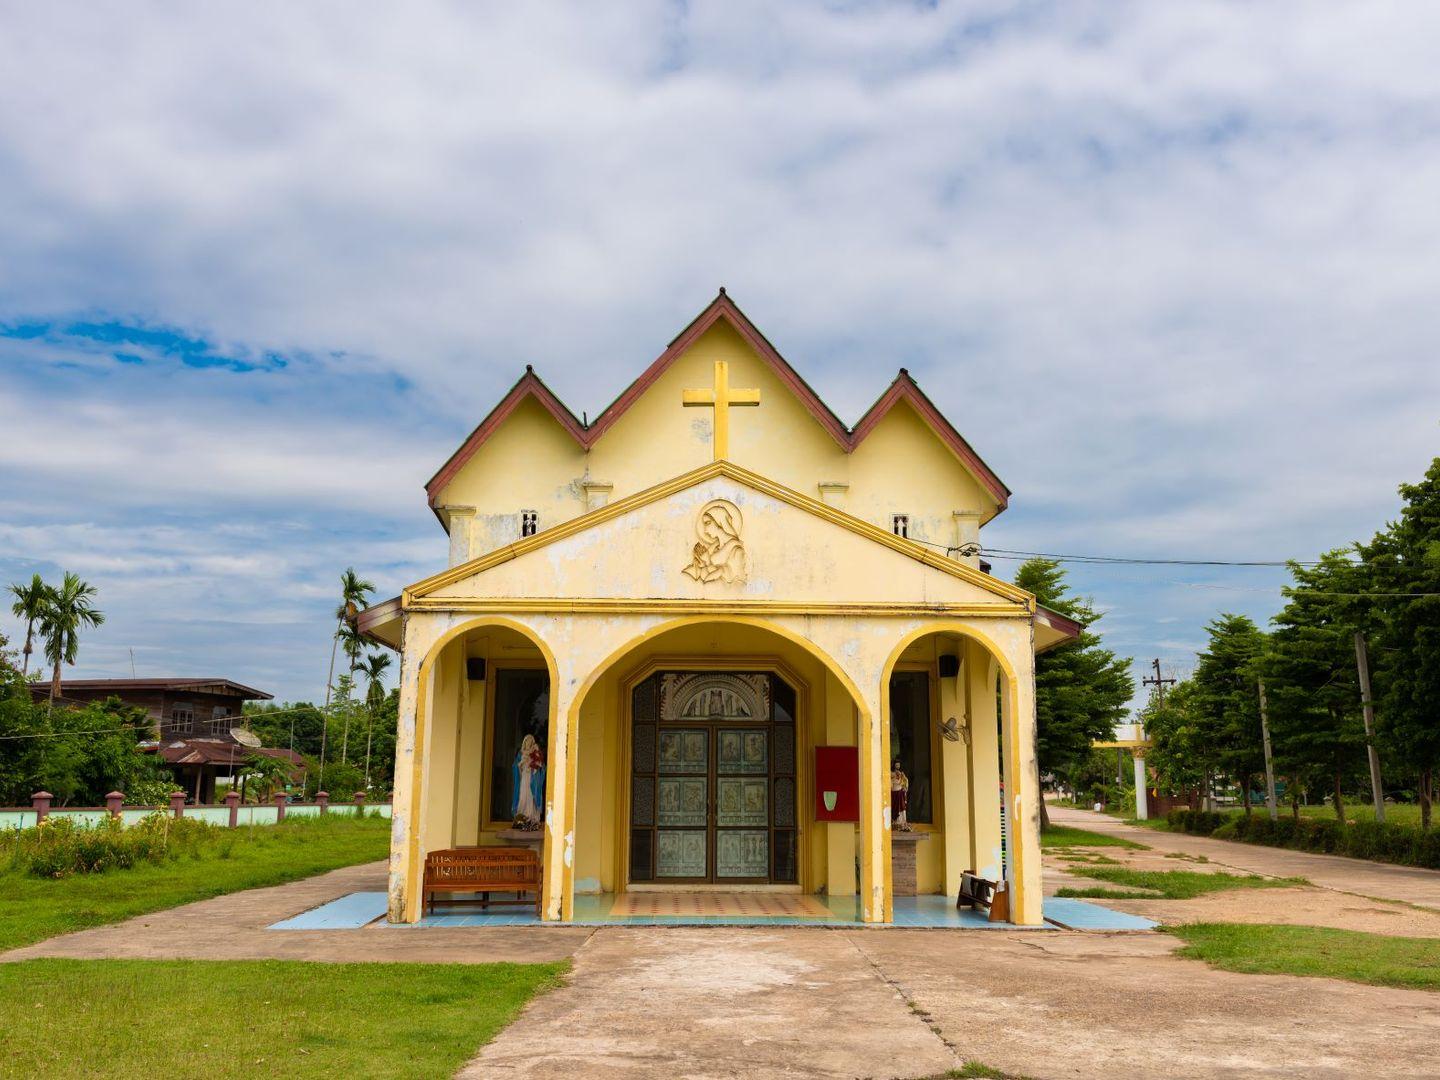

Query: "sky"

xmin=1 ymin=1 xmax=1437 ymax=708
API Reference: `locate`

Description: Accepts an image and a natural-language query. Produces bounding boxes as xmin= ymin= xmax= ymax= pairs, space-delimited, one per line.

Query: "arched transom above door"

xmin=661 ymin=672 xmax=770 ymax=722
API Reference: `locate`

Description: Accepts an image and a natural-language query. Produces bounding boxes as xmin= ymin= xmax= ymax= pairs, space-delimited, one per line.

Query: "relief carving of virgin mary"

xmin=681 ymin=499 xmax=747 ymax=584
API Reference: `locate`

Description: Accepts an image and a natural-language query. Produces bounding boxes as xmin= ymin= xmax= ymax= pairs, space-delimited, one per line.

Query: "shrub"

xmin=2 ymin=812 xmax=217 ymax=878
xmin=1192 ymin=810 xmax=1440 ymax=870
xmin=1167 ymin=809 xmax=1227 ymax=835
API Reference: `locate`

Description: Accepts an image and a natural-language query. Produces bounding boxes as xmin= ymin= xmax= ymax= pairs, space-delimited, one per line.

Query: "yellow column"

xmin=824 ymin=670 xmax=857 ymax=897
xmin=540 ymin=672 xmax=579 ymax=922
xmin=1002 ymin=634 xmax=1044 ymax=925
xmin=389 ymin=616 xmax=441 ymax=923
xmin=859 ymin=681 xmax=891 ymax=924
xmin=965 ymin=641 xmax=1003 ymax=883
xmin=938 ymin=655 xmax=973 ymax=899
xmin=423 ymin=647 xmax=461 ymax=852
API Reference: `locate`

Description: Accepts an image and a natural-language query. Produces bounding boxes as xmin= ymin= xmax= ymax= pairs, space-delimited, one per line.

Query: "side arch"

xmin=400 ymin=616 xmax=561 ymax=923
xmin=877 ymin=619 xmax=1040 ymax=925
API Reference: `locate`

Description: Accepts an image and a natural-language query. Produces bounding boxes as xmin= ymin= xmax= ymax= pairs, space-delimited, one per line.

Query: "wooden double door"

xmin=629 ymin=671 xmax=799 ymax=885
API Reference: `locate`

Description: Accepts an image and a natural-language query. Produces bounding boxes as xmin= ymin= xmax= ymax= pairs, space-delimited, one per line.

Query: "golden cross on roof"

xmin=682 ymin=359 xmax=760 ymax=461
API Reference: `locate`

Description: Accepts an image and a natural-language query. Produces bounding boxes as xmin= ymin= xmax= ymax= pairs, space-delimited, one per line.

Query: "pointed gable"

xmin=424 ymin=290 xmax=1012 ymax=558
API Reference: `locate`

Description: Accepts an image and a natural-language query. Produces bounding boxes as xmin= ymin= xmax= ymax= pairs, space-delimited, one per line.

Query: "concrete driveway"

xmin=8 ymin=849 xmax=1440 ymax=1078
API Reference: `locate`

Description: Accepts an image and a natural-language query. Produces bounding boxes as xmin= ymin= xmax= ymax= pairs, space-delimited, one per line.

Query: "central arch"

xmin=555 ymin=616 xmax=877 ymax=922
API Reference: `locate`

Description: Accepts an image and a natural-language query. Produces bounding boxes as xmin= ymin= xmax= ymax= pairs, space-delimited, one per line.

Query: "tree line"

xmin=1 ymin=565 xmax=400 ymax=805
xmin=1144 ymin=458 xmax=1440 ymax=827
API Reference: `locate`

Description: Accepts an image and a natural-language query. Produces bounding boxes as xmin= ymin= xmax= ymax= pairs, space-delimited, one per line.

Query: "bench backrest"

xmin=959 ymin=871 xmax=995 ymax=905
xmin=425 ymin=847 xmax=541 ymax=887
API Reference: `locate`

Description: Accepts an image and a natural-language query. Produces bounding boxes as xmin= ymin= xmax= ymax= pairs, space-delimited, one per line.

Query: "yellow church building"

xmin=359 ymin=290 xmax=1078 ymax=926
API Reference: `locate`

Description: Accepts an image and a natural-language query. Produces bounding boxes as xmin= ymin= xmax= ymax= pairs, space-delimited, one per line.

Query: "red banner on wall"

xmin=814 ymin=746 xmax=859 ymax=822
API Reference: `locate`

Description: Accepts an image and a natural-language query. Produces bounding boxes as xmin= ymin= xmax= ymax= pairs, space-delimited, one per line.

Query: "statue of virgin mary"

xmin=511 ymin=734 xmax=545 ymax=824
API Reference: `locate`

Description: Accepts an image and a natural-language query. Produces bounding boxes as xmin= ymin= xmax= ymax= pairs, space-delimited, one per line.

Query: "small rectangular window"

xmin=169 ymin=704 xmax=194 ymax=735
xmin=892 ymin=514 xmax=909 ymax=538
xmin=520 ymin=510 xmax=539 ymax=538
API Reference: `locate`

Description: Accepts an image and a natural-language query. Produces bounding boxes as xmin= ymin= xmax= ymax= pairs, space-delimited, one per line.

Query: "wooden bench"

xmin=957 ymin=870 xmax=1010 ymax=923
xmin=422 ymin=847 xmax=542 ymax=916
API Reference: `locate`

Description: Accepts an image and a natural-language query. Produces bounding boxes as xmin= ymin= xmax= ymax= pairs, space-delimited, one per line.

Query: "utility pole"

xmin=1354 ymin=632 xmax=1386 ymax=823
xmin=1257 ymin=679 xmax=1277 ymax=821
xmin=1142 ymin=658 xmax=1177 ymax=709
xmin=1134 ymin=659 xmax=1176 ymax=820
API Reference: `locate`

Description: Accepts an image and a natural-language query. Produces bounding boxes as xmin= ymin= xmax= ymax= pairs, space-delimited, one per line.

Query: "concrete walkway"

xmin=8 ymin=851 xmax=1440 ymax=1078
xmin=0 ymin=861 xmax=589 ymax=965
xmin=1050 ymin=805 xmax=1440 ymax=911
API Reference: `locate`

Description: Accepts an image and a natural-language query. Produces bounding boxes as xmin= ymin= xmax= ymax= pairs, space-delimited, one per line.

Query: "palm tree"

xmin=39 ymin=572 xmax=104 ymax=702
xmin=359 ymin=651 xmax=393 ymax=789
xmin=8 ymin=574 xmax=53 ymax=676
xmin=337 ymin=622 xmax=368 ymax=763
xmin=320 ymin=567 xmax=375 ymax=771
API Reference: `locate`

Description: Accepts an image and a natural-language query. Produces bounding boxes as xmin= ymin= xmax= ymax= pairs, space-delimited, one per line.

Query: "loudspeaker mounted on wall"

xmin=466 ymin=658 xmax=487 ymax=681
xmin=937 ymin=654 xmax=961 ymax=679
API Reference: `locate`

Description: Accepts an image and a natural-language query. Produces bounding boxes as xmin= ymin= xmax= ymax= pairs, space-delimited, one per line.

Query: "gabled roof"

xmin=425 ymin=289 xmax=1010 ymax=510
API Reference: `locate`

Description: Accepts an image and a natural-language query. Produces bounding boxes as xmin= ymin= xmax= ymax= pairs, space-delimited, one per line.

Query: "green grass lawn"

xmin=1040 ymin=824 xmax=1146 ymax=850
xmin=0 ymin=815 xmax=390 ymax=952
xmin=1055 ymin=867 xmax=1307 ymax=900
xmin=1169 ymin=923 xmax=1440 ymax=993
xmin=0 ymin=958 xmax=565 ymax=1079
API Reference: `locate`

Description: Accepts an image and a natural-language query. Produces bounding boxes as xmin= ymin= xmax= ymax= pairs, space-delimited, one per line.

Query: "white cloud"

xmin=0 ymin=1 xmax=1437 ymax=703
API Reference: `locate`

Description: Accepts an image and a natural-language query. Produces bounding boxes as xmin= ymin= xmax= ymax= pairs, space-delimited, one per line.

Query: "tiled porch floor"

xmin=267 ymin=890 xmax=1153 ymax=930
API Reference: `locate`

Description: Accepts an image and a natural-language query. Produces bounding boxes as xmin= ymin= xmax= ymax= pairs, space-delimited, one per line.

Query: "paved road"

xmin=1050 ymin=805 xmax=1440 ymax=911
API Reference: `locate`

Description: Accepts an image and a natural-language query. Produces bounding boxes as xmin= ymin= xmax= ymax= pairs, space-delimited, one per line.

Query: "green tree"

xmin=243 ymin=701 xmax=326 ymax=758
xmin=1191 ymin=614 xmax=1267 ymax=812
xmin=1363 ymin=457 xmax=1440 ymax=827
xmin=1141 ymin=678 xmax=1211 ymax=798
xmin=8 ymin=574 xmax=52 ymax=678
xmin=37 ymin=572 xmax=104 ymax=702
xmin=358 ymin=652 xmax=393 ymax=788
xmin=1014 ymin=559 xmax=1134 ymax=827
xmin=235 ymin=752 xmax=296 ymax=802
xmin=1259 ymin=551 xmax=1370 ymax=822
xmin=0 ymin=688 xmax=164 ymax=806
xmin=321 ymin=567 xmax=375 ymax=768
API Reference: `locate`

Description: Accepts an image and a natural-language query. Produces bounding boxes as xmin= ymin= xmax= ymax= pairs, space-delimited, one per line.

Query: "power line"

xmin=904 ymin=534 xmax=1326 ymax=567
xmin=981 ymin=546 xmax=1322 ymax=567
xmin=897 ymin=536 xmax=1440 ymax=597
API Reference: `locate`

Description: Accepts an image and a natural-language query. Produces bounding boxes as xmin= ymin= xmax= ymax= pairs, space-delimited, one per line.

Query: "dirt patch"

xmin=1045 ymin=837 xmax=1440 ymax=937
xmin=1103 ymin=886 xmax=1440 ymax=938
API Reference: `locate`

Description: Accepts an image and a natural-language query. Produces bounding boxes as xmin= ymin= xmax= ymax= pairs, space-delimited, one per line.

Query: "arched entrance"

xmin=878 ymin=621 xmax=1041 ymax=925
xmin=562 ymin=617 xmax=870 ymax=920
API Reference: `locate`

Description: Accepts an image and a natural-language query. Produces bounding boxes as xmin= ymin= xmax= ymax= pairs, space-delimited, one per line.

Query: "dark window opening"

xmin=892 ymin=514 xmax=909 ymax=538
xmin=520 ymin=510 xmax=539 ymax=537
xmin=888 ymin=671 xmax=933 ymax=824
xmin=489 ymin=669 xmax=550 ymax=824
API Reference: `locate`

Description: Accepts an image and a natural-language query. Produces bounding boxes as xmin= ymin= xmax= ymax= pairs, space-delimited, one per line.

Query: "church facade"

xmin=359 ymin=291 xmax=1078 ymax=925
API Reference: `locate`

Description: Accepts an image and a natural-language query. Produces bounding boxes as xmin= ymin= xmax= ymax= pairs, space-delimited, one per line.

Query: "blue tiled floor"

xmin=1042 ymin=898 xmax=1157 ymax=931
xmin=269 ymin=891 xmax=388 ymax=930
xmin=271 ymin=891 xmax=1154 ymax=931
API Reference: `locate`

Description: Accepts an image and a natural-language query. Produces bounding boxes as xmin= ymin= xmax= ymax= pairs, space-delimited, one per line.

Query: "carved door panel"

xmin=630 ymin=672 xmax=799 ymax=885
xmin=714 ymin=726 xmax=769 ymax=879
